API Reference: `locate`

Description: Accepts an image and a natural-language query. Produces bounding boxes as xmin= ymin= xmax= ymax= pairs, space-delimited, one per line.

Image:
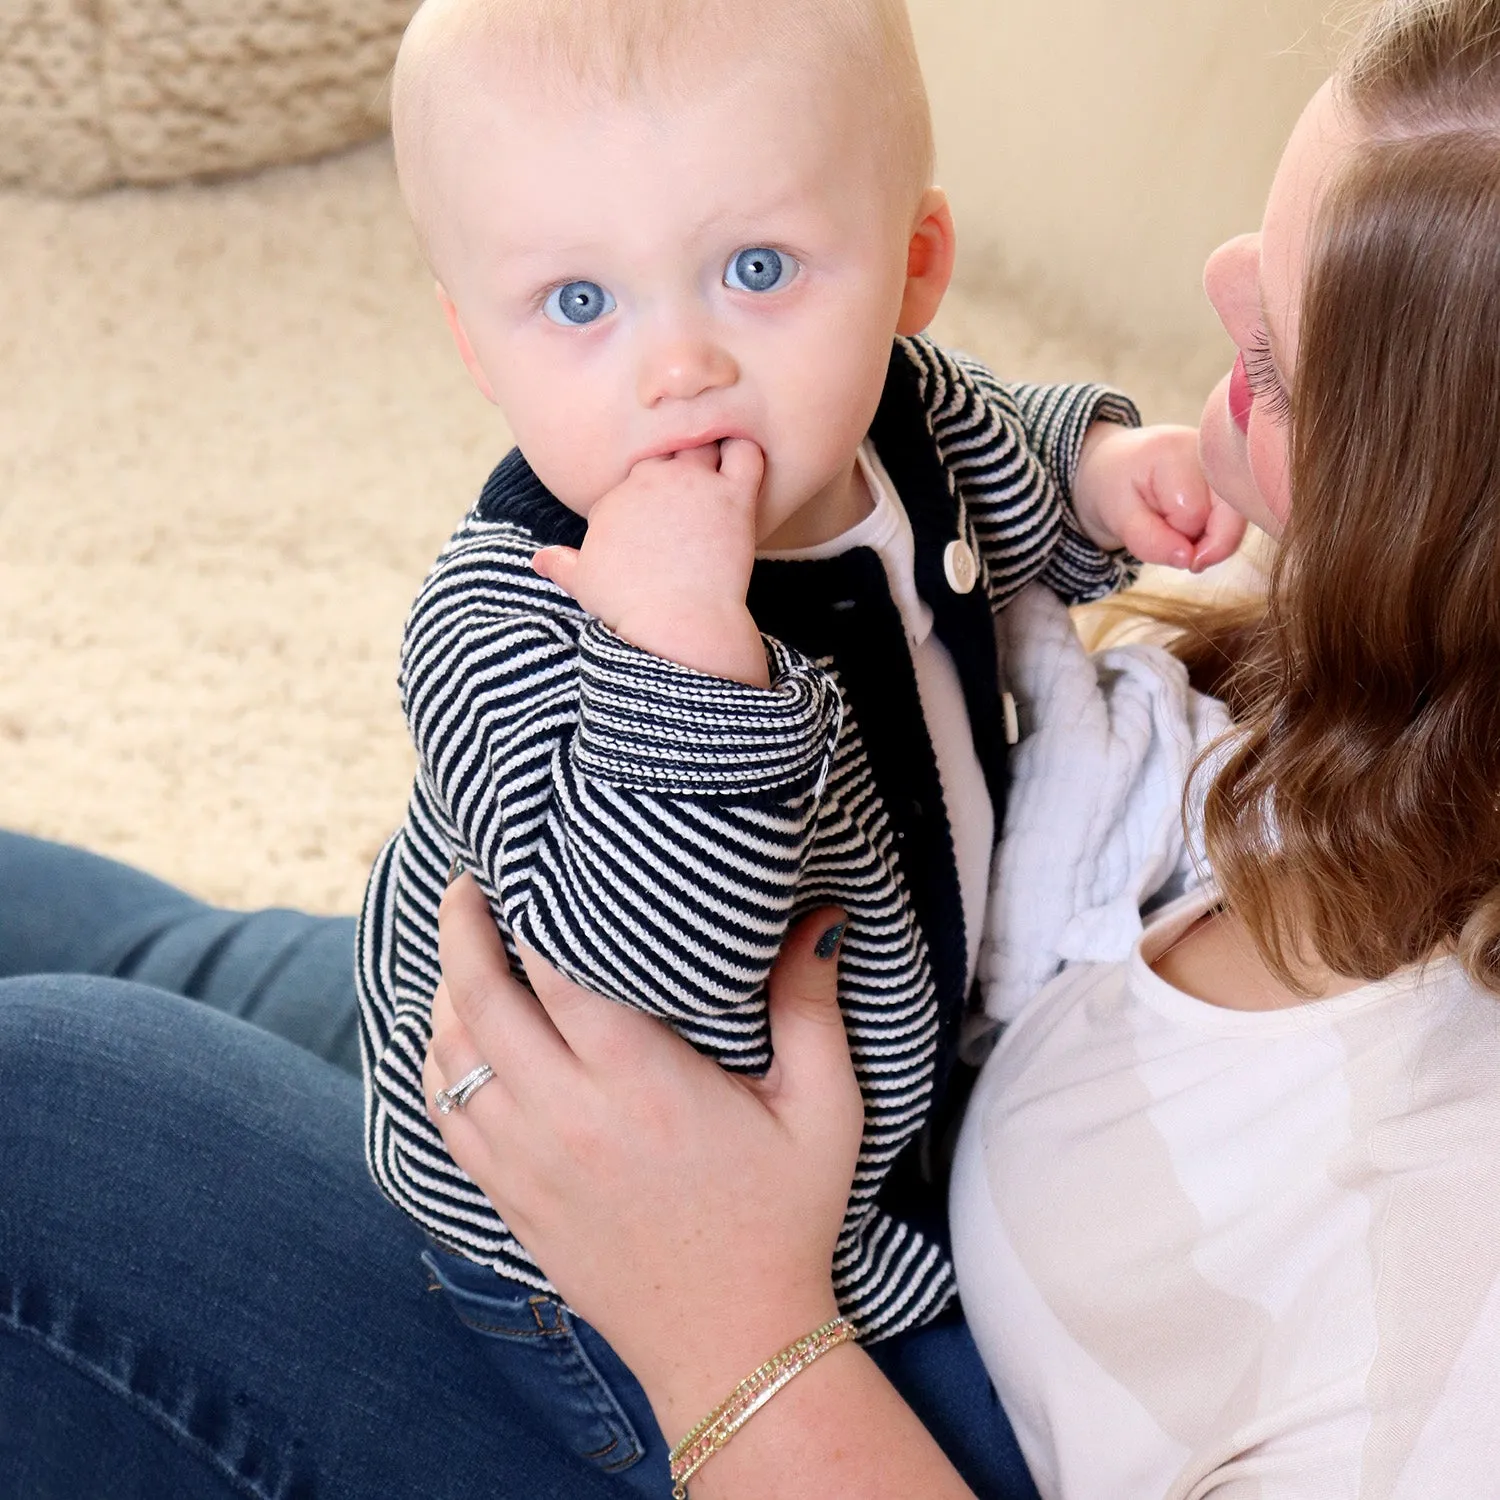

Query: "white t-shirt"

xmin=761 ymin=441 xmax=994 ymax=986
xmin=951 ymin=894 xmax=1500 ymax=1499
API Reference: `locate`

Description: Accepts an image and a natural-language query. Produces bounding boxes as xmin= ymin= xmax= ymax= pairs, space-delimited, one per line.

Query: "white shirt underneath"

xmin=950 ymin=893 xmax=1500 ymax=1499
xmin=761 ymin=441 xmax=994 ymax=988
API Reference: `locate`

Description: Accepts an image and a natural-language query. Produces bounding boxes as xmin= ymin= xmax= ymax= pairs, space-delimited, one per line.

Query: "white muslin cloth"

xmin=977 ymin=585 xmax=1233 ymax=1024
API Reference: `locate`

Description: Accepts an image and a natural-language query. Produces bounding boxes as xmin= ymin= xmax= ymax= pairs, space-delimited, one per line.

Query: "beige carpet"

xmin=0 ymin=139 xmax=1221 ymax=914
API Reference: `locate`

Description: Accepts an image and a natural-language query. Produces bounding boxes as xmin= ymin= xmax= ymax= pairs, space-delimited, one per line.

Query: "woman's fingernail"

xmin=814 ymin=921 xmax=847 ymax=960
xmin=446 ymin=857 xmax=464 ymax=884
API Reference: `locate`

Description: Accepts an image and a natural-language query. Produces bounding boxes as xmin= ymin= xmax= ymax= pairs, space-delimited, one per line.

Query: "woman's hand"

xmin=423 ymin=876 xmax=863 ymax=1437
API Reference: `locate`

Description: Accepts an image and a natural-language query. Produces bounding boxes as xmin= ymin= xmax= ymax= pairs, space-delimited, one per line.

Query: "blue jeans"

xmin=0 ymin=831 xmax=1039 ymax=1499
xmin=0 ymin=830 xmax=362 ymax=1076
xmin=424 ymin=1248 xmax=1035 ymax=1500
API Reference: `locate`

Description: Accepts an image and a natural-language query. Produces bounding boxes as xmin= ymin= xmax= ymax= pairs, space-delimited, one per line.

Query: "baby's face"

xmin=425 ymin=53 xmax=921 ymax=547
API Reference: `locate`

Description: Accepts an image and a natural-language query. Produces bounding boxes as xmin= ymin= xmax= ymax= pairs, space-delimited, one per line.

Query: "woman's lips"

xmin=1228 ymin=352 xmax=1254 ymax=434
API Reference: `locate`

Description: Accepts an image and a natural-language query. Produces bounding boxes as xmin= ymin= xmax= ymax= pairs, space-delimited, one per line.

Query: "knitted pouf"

xmin=1 ymin=0 xmax=418 ymax=193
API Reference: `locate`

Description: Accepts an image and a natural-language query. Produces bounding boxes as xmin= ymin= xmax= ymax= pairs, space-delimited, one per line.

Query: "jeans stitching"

xmin=529 ymin=1295 xmax=561 ymax=1333
xmin=424 ymin=1269 xmax=645 ymax=1472
xmin=0 ymin=1313 xmax=276 ymax=1500
xmin=545 ymin=1320 xmax=646 ymax=1471
xmin=451 ymin=1313 xmax=564 ymax=1339
xmin=449 ymin=1306 xmax=641 ymax=1451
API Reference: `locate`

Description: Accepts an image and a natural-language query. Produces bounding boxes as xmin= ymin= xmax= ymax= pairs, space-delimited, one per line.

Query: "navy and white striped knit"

xmin=356 ymin=335 xmax=1140 ymax=1343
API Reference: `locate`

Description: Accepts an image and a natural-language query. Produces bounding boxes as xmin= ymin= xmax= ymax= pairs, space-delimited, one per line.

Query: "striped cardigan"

xmin=356 ymin=335 xmax=1139 ymax=1343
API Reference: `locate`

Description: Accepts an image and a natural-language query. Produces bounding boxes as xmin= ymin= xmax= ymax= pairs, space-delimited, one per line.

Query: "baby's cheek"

xmin=518 ymin=409 xmax=629 ymax=517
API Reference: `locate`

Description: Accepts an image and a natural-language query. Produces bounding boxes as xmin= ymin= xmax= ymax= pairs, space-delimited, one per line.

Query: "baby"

xmin=358 ymin=0 xmax=1237 ymax=1359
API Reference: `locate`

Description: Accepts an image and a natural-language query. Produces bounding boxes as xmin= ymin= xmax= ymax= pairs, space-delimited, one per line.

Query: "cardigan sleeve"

xmin=394 ymin=516 xmax=843 ymax=1067
xmin=898 ymin=337 xmax=1142 ymax=609
xmin=1003 ymin=377 xmax=1142 ymax=604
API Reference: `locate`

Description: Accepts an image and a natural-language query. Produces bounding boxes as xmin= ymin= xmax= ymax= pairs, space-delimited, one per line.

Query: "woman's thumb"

xmin=763 ymin=910 xmax=860 ymax=1123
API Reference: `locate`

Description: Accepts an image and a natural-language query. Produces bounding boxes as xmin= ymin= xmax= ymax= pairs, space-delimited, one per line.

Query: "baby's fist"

xmin=531 ymin=438 xmax=769 ymax=686
xmin=1073 ymin=422 xmax=1245 ymax=573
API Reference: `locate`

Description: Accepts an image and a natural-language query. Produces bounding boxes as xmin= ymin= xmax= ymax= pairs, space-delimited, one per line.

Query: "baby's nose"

xmin=637 ymin=336 xmax=739 ymax=407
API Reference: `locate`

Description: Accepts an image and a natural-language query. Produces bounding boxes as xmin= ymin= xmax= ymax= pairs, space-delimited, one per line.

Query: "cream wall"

xmin=911 ymin=0 xmax=1332 ymax=383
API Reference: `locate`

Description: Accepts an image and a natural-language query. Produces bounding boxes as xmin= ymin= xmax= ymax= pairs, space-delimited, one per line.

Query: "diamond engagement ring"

xmin=434 ymin=1063 xmax=496 ymax=1114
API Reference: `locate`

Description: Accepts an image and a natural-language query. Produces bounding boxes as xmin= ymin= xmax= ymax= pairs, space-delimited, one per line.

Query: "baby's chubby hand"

xmin=1072 ymin=422 xmax=1245 ymax=573
xmin=531 ymin=437 xmax=771 ymax=688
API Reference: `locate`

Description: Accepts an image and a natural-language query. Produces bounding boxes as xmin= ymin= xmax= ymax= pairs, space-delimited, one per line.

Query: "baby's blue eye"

xmin=544 ymin=281 xmax=616 ymax=326
xmin=724 ymin=248 xmax=795 ymax=294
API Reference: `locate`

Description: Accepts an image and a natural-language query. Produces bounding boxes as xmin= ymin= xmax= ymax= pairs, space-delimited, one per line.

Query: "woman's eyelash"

xmin=1244 ymin=331 xmax=1292 ymax=423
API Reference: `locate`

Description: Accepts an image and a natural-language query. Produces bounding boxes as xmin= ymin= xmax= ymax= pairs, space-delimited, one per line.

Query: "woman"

xmin=424 ymin=0 xmax=1500 ymax=1493
xmin=3 ymin=0 xmax=1497 ymax=1495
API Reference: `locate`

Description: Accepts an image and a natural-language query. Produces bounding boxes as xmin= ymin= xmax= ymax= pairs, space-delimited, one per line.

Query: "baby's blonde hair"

xmin=393 ymin=0 xmax=935 ymax=270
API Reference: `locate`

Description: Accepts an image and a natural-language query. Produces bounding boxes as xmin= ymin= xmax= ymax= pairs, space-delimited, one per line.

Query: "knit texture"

xmin=357 ymin=336 xmax=1142 ymax=1343
xmin=0 ymin=0 xmax=415 ymax=193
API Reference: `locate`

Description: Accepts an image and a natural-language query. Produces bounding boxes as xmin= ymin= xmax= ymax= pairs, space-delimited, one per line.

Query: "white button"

xmin=1002 ymin=691 xmax=1021 ymax=746
xmin=943 ymin=539 xmax=978 ymax=595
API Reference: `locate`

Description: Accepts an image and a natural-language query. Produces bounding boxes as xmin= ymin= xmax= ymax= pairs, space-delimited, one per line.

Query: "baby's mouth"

xmin=666 ymin=441 xmax=724 ymax=471
xmin=634 ymin=427 xmax=746 ymax=467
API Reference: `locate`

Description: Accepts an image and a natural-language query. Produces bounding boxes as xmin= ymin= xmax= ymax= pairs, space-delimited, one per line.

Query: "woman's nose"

xmin=636 ymin=335 xmax=739 ymax=407
xmin=1202 ymin=233 xmax=1263 ymax=343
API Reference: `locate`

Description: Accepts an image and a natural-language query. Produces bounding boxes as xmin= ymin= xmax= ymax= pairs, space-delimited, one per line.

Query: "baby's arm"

xmin=907 ymin=339 xmax=1138 ymax=606
xmin=399 ymin=506 xmax=842 ymax=1069
xmin=992 ymin=357 xmax=1244 ymax=575
xmin=911 ymin=340 xmax=1238 ymax=596
xmin=1005 ymin=374 xmax=1141 ymax=600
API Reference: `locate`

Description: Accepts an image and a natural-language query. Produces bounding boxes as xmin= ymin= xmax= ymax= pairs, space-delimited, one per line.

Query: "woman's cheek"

xmin=1198 ymin=373 xmax=1255 ymax=510
xmin=1197 ymin=371 xmax=1290 ymax=539
xmin=1246 ymin=415 xmax=1292 ymax=529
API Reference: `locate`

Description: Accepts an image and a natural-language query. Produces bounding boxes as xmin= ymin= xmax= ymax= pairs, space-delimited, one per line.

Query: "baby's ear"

xmin=896 ymin=188 xmax=957 ymax=337
xmin=436 ymin=283 xmax=499 ymax=404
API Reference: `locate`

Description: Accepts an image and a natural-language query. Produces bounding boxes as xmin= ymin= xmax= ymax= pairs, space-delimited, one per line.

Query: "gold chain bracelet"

xmin=667 ymin=1316 xmax=856 ymax=1498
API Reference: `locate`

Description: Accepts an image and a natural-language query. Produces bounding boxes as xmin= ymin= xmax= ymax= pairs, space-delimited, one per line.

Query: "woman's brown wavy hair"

xmin=1164 ymin=0 xmax=1500 ymax=993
